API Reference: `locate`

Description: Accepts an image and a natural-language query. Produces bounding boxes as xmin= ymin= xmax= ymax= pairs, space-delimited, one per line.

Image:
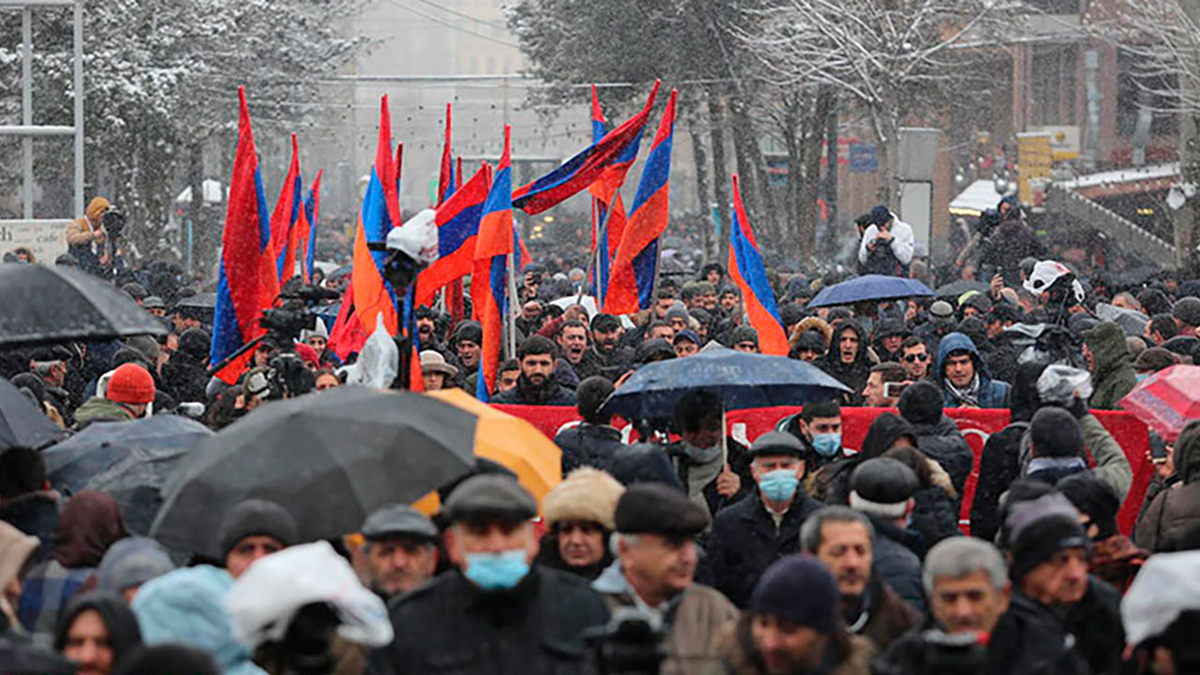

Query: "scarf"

xmin=944 ymin=373 xmax=981 ymax=407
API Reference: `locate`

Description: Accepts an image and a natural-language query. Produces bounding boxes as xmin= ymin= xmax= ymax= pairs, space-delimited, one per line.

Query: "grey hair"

xmin=799 ymin=506 xmax=874 ymax=553
xmin=610 ymin=532 xmax=640 ymax=557
xmin=921 ymin=537 xmax=1008 ymax=594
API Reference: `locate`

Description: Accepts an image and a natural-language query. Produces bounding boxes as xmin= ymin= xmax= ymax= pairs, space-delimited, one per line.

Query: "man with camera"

xmin=593 ymin=483 xmax=738 ymax=674
xmin=66 ymin=196 xmax=123 ymax=277
xmin=856 ymin=206 xmax=914 ymax=278
xmin=871 ymin=537 xmax=1010 ymax=675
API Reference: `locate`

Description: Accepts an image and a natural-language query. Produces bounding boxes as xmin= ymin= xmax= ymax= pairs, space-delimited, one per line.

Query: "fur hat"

xmin=543 ymin=468 xmax=625 ymax=531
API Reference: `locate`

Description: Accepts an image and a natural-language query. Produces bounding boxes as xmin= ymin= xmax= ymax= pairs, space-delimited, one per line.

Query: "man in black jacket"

xmin=848 ymin=458 xmax=926 ymax=614
xmin=367 ymin=475 xmax=609 ymax=675
xmin=897 ymin=381 xmax=973 ymax=495
xmin=818 ymin=320 xmax=872 ymax=406
xmin=491 ymin=336 xmax=575 ymax=406
xmin=555 ymin=377 xmax=624 ymax=474
xmin=705 ymin=432 xmax=825 ymax=607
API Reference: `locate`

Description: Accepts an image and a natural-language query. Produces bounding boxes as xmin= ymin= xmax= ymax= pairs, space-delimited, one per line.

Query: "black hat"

xmin=730 ymin=325 xmax=759 ymax=347
xmin=748 ymin=431 xmax=804 ymax=459
xmin=849 ymin=458 xmax=918 ymax=518
xmin=441 ymin=474 xmax=536 ymax=524
xmin=361 ymin=504 xmax=438 ymax=541
xmin=780 ymin=304 xmax=806 ymax=328
xmin=673 ymin=329 xmax=701 ymax=346
xmin=874 ymin=319 xmax=909 ymax=340
xmin=1007 ymin=494 xmax=1088 ymax=581
xmin=216 ymin=499 xmax=298 ymax=557
xmin=636 ymin=338 xmax=676 ymax=364
xmin=749 ymin=556 xmax=840 ymax=634
xmin=452 ymin=321 xmax=483 ymax=347
xmin=793 ymin=331 xmax=825 ymax=354
xmin=1030 ymin=407 xmax=1084 ymax=458
xmin=1057 ymin=473 xmax=1120 ymax=540
xmin=898 ymin=381 xmax=943 ymax=426
xmin=142 ymin=295 xmax=166 ymax=310
xmin=178 ymin=328 xmax=211 ymax=362
xmin=113 ymin=645 xmax=220 ymax=675
xmin=614 ymin=483 xmax=709 ymax=536
xmin=591 ymin=313 xmax=621 ymax=333
xmin=869 ymin=205 xmax=892 ymax=226
xmin=122 ymin=282 xmax=148 ymax=301
xmin=1174 ymin=297 xmax=1200 ymax=327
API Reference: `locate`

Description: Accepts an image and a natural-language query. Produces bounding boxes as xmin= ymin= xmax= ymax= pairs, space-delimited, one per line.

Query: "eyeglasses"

xmin=903 ymin=353 xmax=929 ymax=363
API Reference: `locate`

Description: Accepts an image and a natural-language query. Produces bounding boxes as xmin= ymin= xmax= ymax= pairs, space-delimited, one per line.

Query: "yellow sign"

xmin=1017 ymin=133 xmax=1053 ymax=206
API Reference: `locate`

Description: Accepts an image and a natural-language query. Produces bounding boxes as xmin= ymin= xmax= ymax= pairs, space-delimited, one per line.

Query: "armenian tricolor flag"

xmin=728 ymin=174 xmax=788 ymax=356
xmin=473 ymin=126 xmax=514 ymax=401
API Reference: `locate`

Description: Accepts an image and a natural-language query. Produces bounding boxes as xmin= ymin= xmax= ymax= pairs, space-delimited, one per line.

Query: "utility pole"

xmin=1177 ymin=0 xmax=1200 ymax=273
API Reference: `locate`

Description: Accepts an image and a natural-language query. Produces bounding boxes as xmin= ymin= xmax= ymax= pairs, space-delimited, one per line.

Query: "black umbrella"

xmin=43 ymin=415 xmax=213 ymax=535
xmin=150 ymin=386 xmax=477 ymax=557
xmin=935 ymin=279 xmax=991 ymax=299
xmin=0 ymin=263 xmax=167 ymax=346
xmin=0 ymin=376 xmax=67 ymax=450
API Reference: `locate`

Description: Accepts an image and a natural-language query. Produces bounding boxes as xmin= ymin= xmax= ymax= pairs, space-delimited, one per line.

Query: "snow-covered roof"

xmin=1056 ymin=162 xmax=1179 ymax=190
xmin=948 ymin=179 xmax=1016 ymax=216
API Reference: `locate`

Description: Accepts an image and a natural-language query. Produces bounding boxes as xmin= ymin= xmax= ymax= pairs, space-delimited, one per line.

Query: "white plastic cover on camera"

xmin=1036 ymin=364 xmax=1093 ymax=405
xmin=342 ymin=315 xmax=399 ymax=389
xmin=1121 ymin=550 xmax=1200 ymax=645
xmin=385 ymin=208 xmax=439 ymax=265
xmin=227 ymin=541 xmax=393 ymax=648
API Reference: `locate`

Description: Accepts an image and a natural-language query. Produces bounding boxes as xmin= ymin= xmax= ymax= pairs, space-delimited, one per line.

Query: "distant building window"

xmin=1117 ymin=53 xmax=1180 ymax=137
xmin=1030 ymin=44 xmax=1077 ymax=126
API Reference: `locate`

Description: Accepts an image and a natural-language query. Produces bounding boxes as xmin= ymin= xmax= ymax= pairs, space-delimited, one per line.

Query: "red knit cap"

xmin=107 ymin=363 xmax=155 ymax=405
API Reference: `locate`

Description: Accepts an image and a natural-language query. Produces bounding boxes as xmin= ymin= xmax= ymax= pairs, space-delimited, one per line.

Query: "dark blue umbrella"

xmin=602 ymin=347 xmax=850 ymax=421
xmin=0 ymin=376 xmax=67 ymax=451
xmin=807 ymin=274 xmax=934 ymax=308
xmin=43 ymin=415 xmax=213 ymax=535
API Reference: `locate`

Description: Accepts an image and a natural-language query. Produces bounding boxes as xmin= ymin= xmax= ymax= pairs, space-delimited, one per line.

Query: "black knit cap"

xmin=1030 ymin=407 xmax=1084 ymax=458
xmin=216 ymin=499 xmax=298 ymax=556
xmin=1057 ymin=473 xmax=1120 ymax=540
xmin=898 ymin=381 xmax=943 ymax=426
xmin=615 ymin=483 xmax=709 ymax=536
xmin=1006 ymin=494 xmax=1089 ymax=581
xmin=749 ymin=555 xmax=841 ymax=634
xmin=113 ymin=645 xmax=220 ymax=675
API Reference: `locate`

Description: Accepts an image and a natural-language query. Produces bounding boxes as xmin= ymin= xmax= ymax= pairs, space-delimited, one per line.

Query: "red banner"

xmin=494 ymin=404 xmax=1153 ymax=536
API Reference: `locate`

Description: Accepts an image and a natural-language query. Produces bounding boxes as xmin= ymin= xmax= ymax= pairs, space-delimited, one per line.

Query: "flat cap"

xmin=614 ymin=483 xmax=709 ymax=536
xmin=361 ymin=504 xmax=438 ymax=540
xmin=142 ymin=295 xmax=166 ymax=310
xmin=441 ymin=474 xmax=536 ymax=524
xmin=748 ymin=431 xmax=804 ymax=459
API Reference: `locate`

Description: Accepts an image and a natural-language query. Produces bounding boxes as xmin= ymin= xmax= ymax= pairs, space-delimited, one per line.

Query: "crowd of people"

xmin=1 ymin=194 xmax=1200 ymax=675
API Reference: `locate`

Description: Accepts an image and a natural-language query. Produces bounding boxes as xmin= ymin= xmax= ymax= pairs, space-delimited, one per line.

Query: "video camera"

xmin=912 ymin=630 xmax=989 ymax=675
xmin=254 ymin=281 xmax=340 ymax=399
xmin=585 ymin=608 xmax=667 ymax=675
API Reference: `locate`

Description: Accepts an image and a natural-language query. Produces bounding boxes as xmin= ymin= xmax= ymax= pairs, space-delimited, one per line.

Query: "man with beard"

xmin=872 ymin=320 xmax=908 ymax=363
xmin=492 ymin=336 xmax=575 ymax=405
xmin=572 ymin=313 xmax=634 ymax=381
xmin=819 ymin=320 xmax=872 ymax=406
xmin=451 ymin=321 xmax=483 ymax=385
xmin=800 ymin=507 xmax=919 ymax=651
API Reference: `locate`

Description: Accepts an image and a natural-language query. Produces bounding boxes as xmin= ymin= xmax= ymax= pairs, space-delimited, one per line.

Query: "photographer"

xmin=857 ymin=206 xmax=914 ymax=278
xmin=66 ymin=196 xmax=124 ymax=277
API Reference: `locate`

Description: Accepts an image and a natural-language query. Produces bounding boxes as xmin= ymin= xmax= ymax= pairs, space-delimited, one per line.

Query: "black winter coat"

xmin=1063 ymin=577 xmax=1124 ymax=675
xmin=909 ymin=487 xmax=959 ymax=558
xmin=161 ymin=354 xmax=208 ymax=404
xmin=491 ymin=375 xmax=576 ymax=406
xmin=911 ymin=416 xmax=973 ymax=497
xmin=866 ymin=516 xmax=926 ymax=616
xmin=969 ymin=422 xmax=1027 ymax=542
xmin=367 ymin=567 xmax=609 ymax=675
xmin=555 ymin=423 xmax=624 ymax=475
xmin=987 ymin=592 xmax=1090 ymax=675
xmin=705 ymin=490 xmax=825 ymax=608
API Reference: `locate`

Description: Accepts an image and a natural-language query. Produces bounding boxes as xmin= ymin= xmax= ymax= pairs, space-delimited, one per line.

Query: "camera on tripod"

xmin=584 ymin=607 xmax=667 ymax=675
xmin=253 ymin=281 xmax=342 ymax=399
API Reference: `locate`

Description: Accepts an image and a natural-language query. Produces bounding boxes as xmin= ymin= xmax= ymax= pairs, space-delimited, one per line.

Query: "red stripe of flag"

xmin=473 ymin=126 xmax=514 ymax=401
xmin=728 ymin=174 xmax=788 ymax=356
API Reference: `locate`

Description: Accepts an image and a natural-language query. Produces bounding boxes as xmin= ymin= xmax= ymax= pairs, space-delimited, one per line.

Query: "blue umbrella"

xmin=807 ymin=275 xmax=933 ymax=308
xmin=44 ymin=415 xmax=213 ymax=535
xmin=602 ymin=346 xmax=850 ymax=421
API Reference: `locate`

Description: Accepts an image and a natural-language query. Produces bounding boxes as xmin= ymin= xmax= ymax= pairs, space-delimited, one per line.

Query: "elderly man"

xmin=369 ymin=475 xmax=608 ymax=675
xmin=847 ymin=459 xmax=925 ymax=614
xmin=706 ymin=432 xmax=825 ymax=608
xmin=799 ymin=507 xmax=918 ymax=651
xmin=718 ymin=556 xmax=874 ymax=675
xmin=989 ymin=493 xmax=1121 ymax=675
xmin=538 ymin=468 xmax=625 ymax=580
xmin=593 ymin=483 xmax=738 ymax=674
xmin=872 ymin=537 xmax=1010 ymax=674
xmin=216 ymin=499 xmax=298 ymax=579
xmin=356 ymin=504 xmax=439 ymax=600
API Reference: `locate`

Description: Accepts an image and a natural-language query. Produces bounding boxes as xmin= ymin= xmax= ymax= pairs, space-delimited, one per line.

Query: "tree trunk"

xmin=708 ymin=92 xmax=731 ymax=263
xmin=798 ymin=89 xmax=835 ymax=261
xmin=782 ymin=107 xmax=803 ymax=256
xmin=187 ymin=142 xmax=205 ymax=275
xmin=873 ymin=112 xmax=900 ymax=207
xmin=687 ymin=105 xmax=715 ymax=262
xmin=821 ymin=100 xmax=840 ymax=259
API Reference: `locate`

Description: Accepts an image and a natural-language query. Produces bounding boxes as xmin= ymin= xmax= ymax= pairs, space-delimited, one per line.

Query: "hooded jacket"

xmin=54 ymin=591 xmax=143 ymax=668
xmin=1083 ymin=322 xmax=1137 ymax=410
xmin=1135 ymin=422 xmax=1200 ymax=552
xmin=936 ymin=332 xmax=1010 ymax=409
xmin=819 ymin=320 xmax=872 ymax=406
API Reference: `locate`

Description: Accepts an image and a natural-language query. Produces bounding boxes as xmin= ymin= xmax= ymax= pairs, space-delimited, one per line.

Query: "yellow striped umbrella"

xmin=411 ymin=388 xmax=562 ymax=515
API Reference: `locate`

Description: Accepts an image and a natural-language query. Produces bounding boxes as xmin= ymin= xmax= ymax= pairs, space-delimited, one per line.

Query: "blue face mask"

xmin=463 ymin=549 xmax=530 ymax=590
xmin=758 ymin=469 xmax=800 ymax=502
xmin=811 ymin=433 xmax=842 ymax=458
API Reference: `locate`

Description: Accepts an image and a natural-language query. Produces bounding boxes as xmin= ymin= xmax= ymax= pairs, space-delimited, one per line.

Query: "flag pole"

xmin=505 ymin=252 xmax=518 ymax=360
xmin=578 ymin=198 xmax=614 ymax=308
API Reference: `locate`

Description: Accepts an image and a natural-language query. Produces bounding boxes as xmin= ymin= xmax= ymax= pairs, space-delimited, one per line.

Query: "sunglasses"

xmin=904 ymin=353 xmax=929 ymax=363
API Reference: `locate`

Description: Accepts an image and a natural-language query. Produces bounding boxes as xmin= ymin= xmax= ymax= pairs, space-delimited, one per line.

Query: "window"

xmin=1117 ymin=53 xmax=1180 ymax=137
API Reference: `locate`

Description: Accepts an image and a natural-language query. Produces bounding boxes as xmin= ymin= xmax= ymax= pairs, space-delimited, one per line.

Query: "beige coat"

xmin=601 ymin=582 xmax=739 ymax=675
